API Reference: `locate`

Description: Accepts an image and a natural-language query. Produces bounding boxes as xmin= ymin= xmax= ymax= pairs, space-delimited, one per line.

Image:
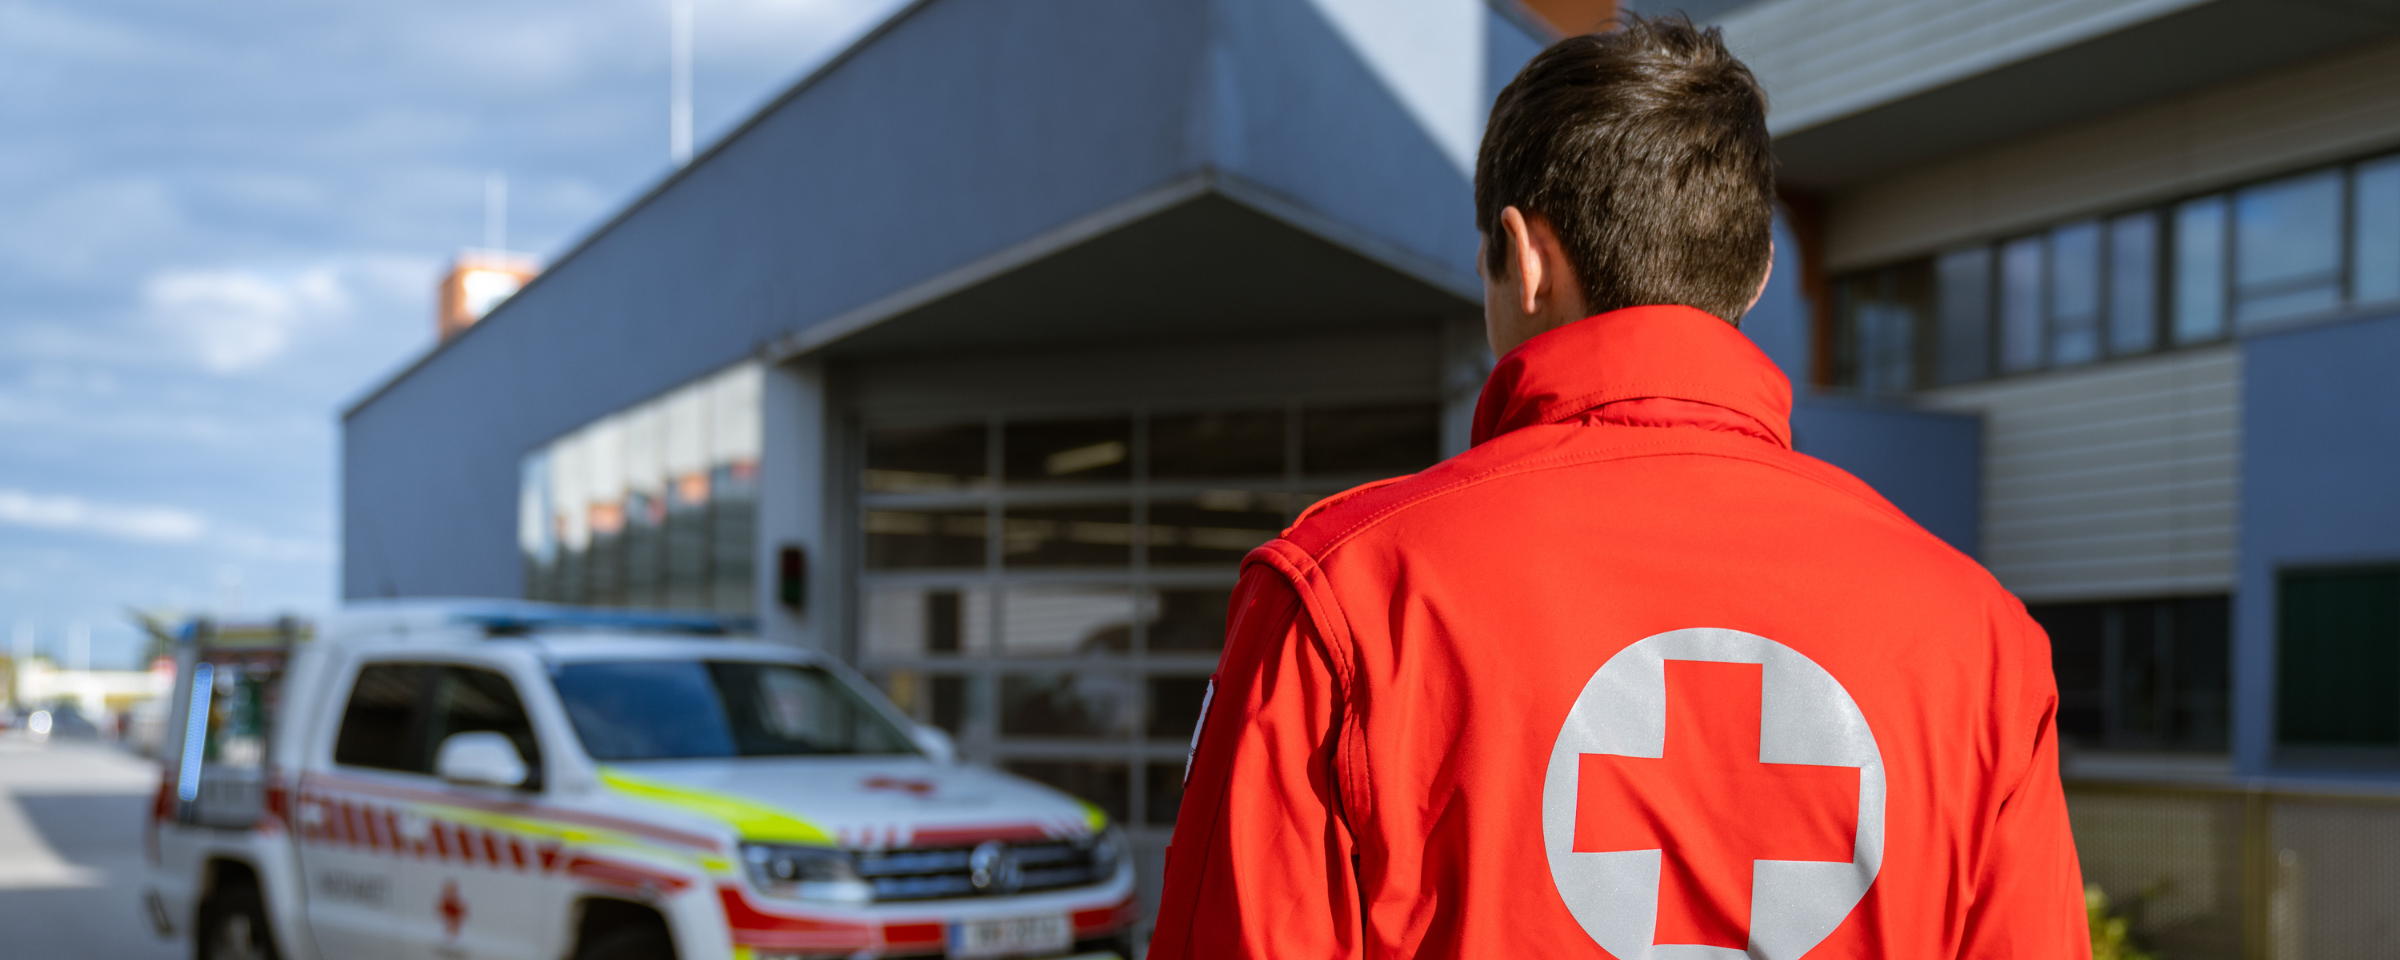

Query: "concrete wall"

xmin=2235 ymin=306 xmax=2400 ymax=774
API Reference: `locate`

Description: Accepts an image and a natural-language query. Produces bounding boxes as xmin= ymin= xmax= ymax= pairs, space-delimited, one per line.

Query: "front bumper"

xmin=720 ymin=864 xmax=1138 ymax=959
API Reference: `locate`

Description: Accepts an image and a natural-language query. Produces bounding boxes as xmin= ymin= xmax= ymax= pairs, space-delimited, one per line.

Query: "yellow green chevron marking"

xmin=598 ymin=767 xmax=835 ymax=845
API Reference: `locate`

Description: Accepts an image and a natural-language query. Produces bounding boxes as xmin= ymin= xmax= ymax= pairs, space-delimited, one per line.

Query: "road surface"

xmin=0 ymin=735 xmax=178 ymax=960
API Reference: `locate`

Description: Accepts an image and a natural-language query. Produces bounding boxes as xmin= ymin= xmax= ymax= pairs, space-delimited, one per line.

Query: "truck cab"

xmin=146 ymin=601 xmax=1137 ymax=960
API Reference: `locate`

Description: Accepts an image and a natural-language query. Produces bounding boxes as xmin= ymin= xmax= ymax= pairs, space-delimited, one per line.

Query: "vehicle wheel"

xmin=575 ymin=923 xmax=677 ymax=960
xmin=197 ymin=881 xmax=279 ymax=960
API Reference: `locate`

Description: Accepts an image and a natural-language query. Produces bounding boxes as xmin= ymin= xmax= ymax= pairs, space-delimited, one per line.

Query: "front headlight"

xmin=741 ymin=843 xmax=873 ymax=903
xmin=1084 ymin=826 xmax=1126 ymax=877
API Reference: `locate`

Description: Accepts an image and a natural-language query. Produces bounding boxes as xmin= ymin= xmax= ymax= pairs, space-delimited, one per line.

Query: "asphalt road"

xmin=0 ymin=736 xmax=179 ymax=960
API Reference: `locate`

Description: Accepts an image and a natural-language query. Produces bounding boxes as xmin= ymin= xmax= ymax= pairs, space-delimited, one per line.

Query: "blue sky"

xmin=0 ymin=0 xmax=902 ymax=668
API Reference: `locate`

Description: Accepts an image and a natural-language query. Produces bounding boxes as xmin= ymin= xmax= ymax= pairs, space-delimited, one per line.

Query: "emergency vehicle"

xmin=143 ymin=601 xmax=1138 ymax=960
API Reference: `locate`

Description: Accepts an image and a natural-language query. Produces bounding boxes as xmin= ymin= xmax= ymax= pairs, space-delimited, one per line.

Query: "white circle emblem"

xmin=1541 ymin=628 xmax=1885 ymax=960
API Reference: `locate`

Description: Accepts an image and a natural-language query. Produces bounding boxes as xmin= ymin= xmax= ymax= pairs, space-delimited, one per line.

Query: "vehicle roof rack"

xmin=459 ymin=607 xmax=758 ymax=638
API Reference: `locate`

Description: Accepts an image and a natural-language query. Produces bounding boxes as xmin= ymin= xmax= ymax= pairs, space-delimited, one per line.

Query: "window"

xmin=861 ymin=403 xmax=1441 ymax=834
xmin=333 ymin=663 xmax=433 ymax=773
xmin=550 ymin=659 xmax=916 ymax=760
xmin=2233 ymin=170 xmax=2344 ymax=328
xmin=334 ymin=663 xmax=542 ymax=786
xmin=2277 ymin=566 xmax=2400 ymax=754
xmin=520 ymin=362 xmax=761 ymax=614
xmin=2032 ymin=596 xmax=2228 ymax=751
xmin=2049 ymin=220 xmax=2103 ymax=366
xmin=1834 ymin=151 xmax=2400 ymax=390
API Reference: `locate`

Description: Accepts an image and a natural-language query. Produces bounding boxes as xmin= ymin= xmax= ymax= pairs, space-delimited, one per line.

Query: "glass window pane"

xmin=2106 ymin=213 xmax=2160 ymax=356
xmin=2354 ymin=155 xmax=2400 ymax=304
xmin=2048 ymin=221 xmax=2102 ymax=366
xmin=865 ymin=423 xmax=988 ymax=493
xmin=1999 ymin=236 xmax=2046 ymax=372
xmin=2171 ymin=597 xmax=2230 ymax=750
xmin=1001 ymin=586 xmax=1137 ymax=657
xmin=1150 ymin=410 xmax=1285 ymax=480
xmin=622 ymin=406 xmax=666 ymax=608
xmin=1000 ymin=503 xmax=1132 ymax=567
xmin=865 ymin=508 xmax=987 ymax=569
xmin=2234 ymin=169 xmax=2344 ymax=328
xmin=1005 ymin=418 xmax=1132 ymax=484
xmin=2278 ymin=567 xmax=2400 ymax=748
xmin=333 ymin=663 xmax=434 ymax=774
xmin=2173 ymin=196 xmax=2228 ymax=343
xmin=1301 ymin=404 xmax=1440 ymax=477
xmin=1147 ymin=497 xmax=1284 ymax=566
xmin=1144 ymin=762 xmax=1187 ymax=828
xmin=863 ymin=586 xmax=992 ymax=657
xmin=1147 ymin=588 xmax=1232 ymax=653
xmin=1934 ymin=246 xmax=1992 ymax=385
xmin=1002 ymin=760 xmax=1128 ymax=823
xmin=552 ymin=660 xmax=917 ymax=760
xmin=1146 ymin=676 xmax=1210 ymax=740
xmin=999 ymin=673 xmax=1137 ymax=738
xmin=877 ymin=671 xmax=972 ymax=736
xmin=427 ymin=667 xmax=543 ymax=788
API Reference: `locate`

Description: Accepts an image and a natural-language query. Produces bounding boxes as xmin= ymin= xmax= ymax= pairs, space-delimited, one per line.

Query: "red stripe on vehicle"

xmin=300 ymin=772 xmax=721 ymax=853
xmin=509 ymin=837 xmax=528 ymax=871
xmin=909 ymin=823 xmax=1053 ymax=846
xmin=565 ymin=855 xmax=692 ymax=895
xmin=715 ymin=885 xmax=878 ymax=952
xmin=1073 ymin=894 xmax=1139 ymax=935
xmin=881 ymin=923 xmax=945 ymax=951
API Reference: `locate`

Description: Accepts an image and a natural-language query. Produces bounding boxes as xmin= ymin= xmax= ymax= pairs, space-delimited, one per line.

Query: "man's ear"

xmin=1501 ymin=206 xmax=1545 ymax=317
xmin=1743 ymin=241 xmax=1775 ymax=315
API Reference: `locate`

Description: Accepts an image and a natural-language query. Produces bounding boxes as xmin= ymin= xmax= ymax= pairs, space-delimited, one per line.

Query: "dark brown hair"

xmin=1475 ymin=14 xmax=1774 ymax=324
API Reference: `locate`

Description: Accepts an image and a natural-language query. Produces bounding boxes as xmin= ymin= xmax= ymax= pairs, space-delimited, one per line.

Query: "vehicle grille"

xmin=852 ymin=839 xmax=1110 ymax=902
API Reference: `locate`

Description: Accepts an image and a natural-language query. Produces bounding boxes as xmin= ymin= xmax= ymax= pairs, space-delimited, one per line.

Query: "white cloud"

xmin=144 ymin=266 xmax=349 ymax=373
xmin=0 ymin=488 xmax=207 ymax=542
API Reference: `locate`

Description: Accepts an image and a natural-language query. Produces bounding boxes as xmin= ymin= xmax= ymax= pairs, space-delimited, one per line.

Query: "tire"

xmin=196 ymin=880 xmax=279 ymax=960
xmin=575 ymin=923 xmax=677 ymax=960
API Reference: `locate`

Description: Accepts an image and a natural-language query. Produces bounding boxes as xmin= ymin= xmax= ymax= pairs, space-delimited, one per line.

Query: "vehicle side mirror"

xmin=435 ymin=732 xmax=529 ymax=789
xmin=910 ymin=724 xmax=958 ymax=765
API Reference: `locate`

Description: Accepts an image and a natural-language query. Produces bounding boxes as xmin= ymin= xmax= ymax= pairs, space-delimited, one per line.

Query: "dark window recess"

xmin=1001 ymin=503 xmax=1132 ymax=567
xmin=864 ymin=423 xmax=988 ymax=493
xmin=1146 ymin=500 xmax=1281 ymax=566
xmin=1302 ymin=404 xmax=1440 ymax=477
xmin=928 ymin=675 xmax=968 ymax=735
xmin=427 ymin=667 xmax=544 ymax=790
xmin=864 ymin=509 xmax=986 ymax=569
xmin=1005 ymin=418 xmax=1132 ymax=484
xmin=1148 ymin=589 xmax=1233 ymax=653
xmin=1836 ymin=261 xmax=1935 ymax=394
xmin=1000 ymin=672 xmax=1134 ymax=738
xmin=926 ymin=591 xmax=962 ymax=653
xmin=1146 ymin=676 xmax=1211 ymax=740
xmin=1003 ymin=760 xmax=1129 ymax=824
xmin=333 ymin=663 xmax=435 ymax=774
xmin=2031 ymin=596 xmax=2229 ymax=751
xmin=1150 ymin=410 xmax=1285 ymax=480
xmin=2278 ymin=566 xmax=2400 ymax=750
xmin=1145 ymin=762 xmax=1188 ymax=828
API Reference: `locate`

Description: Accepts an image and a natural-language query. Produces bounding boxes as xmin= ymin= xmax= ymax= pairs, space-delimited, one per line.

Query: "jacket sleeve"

xmin=1146 ymin=562 xmax=1360 ymax=960
xmin=1958 ymin=613 xmax=2092 ymax=960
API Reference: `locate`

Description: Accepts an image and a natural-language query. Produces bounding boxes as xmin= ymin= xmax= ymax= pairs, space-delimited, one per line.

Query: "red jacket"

xmin=1150 ymin=306 xmax=2086 ymax=959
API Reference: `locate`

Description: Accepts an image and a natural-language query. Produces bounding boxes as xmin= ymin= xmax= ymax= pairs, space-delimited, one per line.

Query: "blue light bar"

xmin=456 ymin=606 xmax=756 ymax=637
xmin=176 ymin=662 xmax=214 ymax=803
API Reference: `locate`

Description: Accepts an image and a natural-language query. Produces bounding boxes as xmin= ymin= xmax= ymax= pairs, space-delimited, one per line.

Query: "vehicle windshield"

xmin=550 ymin=660 xmax=918 ymax=760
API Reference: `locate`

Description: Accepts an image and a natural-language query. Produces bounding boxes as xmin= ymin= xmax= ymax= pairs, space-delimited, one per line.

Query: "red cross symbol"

xmin=1574 ymin=660 xmax=1860 ymax=948
xmin=438 ymin=879 xmax=468 ymax=939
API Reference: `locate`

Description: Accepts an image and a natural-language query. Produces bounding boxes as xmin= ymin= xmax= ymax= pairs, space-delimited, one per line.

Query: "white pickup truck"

xmin=143 ymin=601 xmax=1137 ymax=960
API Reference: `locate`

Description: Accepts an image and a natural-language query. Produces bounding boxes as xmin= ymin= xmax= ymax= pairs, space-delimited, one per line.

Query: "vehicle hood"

xmin=593 ymin=756 xmax=1106 ymax=851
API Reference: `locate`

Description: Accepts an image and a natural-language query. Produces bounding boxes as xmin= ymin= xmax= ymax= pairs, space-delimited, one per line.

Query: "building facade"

xmin=344 ymin=0 xmax=2400 ymax=951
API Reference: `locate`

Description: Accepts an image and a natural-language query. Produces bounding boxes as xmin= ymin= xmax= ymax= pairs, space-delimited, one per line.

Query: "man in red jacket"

xmin=1149 ymin=16 xmax=2087 ymax=960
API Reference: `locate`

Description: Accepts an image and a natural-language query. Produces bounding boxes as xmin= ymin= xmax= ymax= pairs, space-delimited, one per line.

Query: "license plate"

xmin=947 ymin=914 xmax=1072 ymax=959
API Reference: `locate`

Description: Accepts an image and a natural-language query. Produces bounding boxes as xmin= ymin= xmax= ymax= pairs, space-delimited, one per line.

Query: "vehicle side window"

xmin=428 ymin=667 xmax=544 ymax=791
xmin=333 ymin=663 xmax=435 ymax=773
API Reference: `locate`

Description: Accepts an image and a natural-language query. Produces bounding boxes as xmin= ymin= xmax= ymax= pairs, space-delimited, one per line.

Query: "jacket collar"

xmin=1469 ymin=305 xmax=1794 ymax=448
